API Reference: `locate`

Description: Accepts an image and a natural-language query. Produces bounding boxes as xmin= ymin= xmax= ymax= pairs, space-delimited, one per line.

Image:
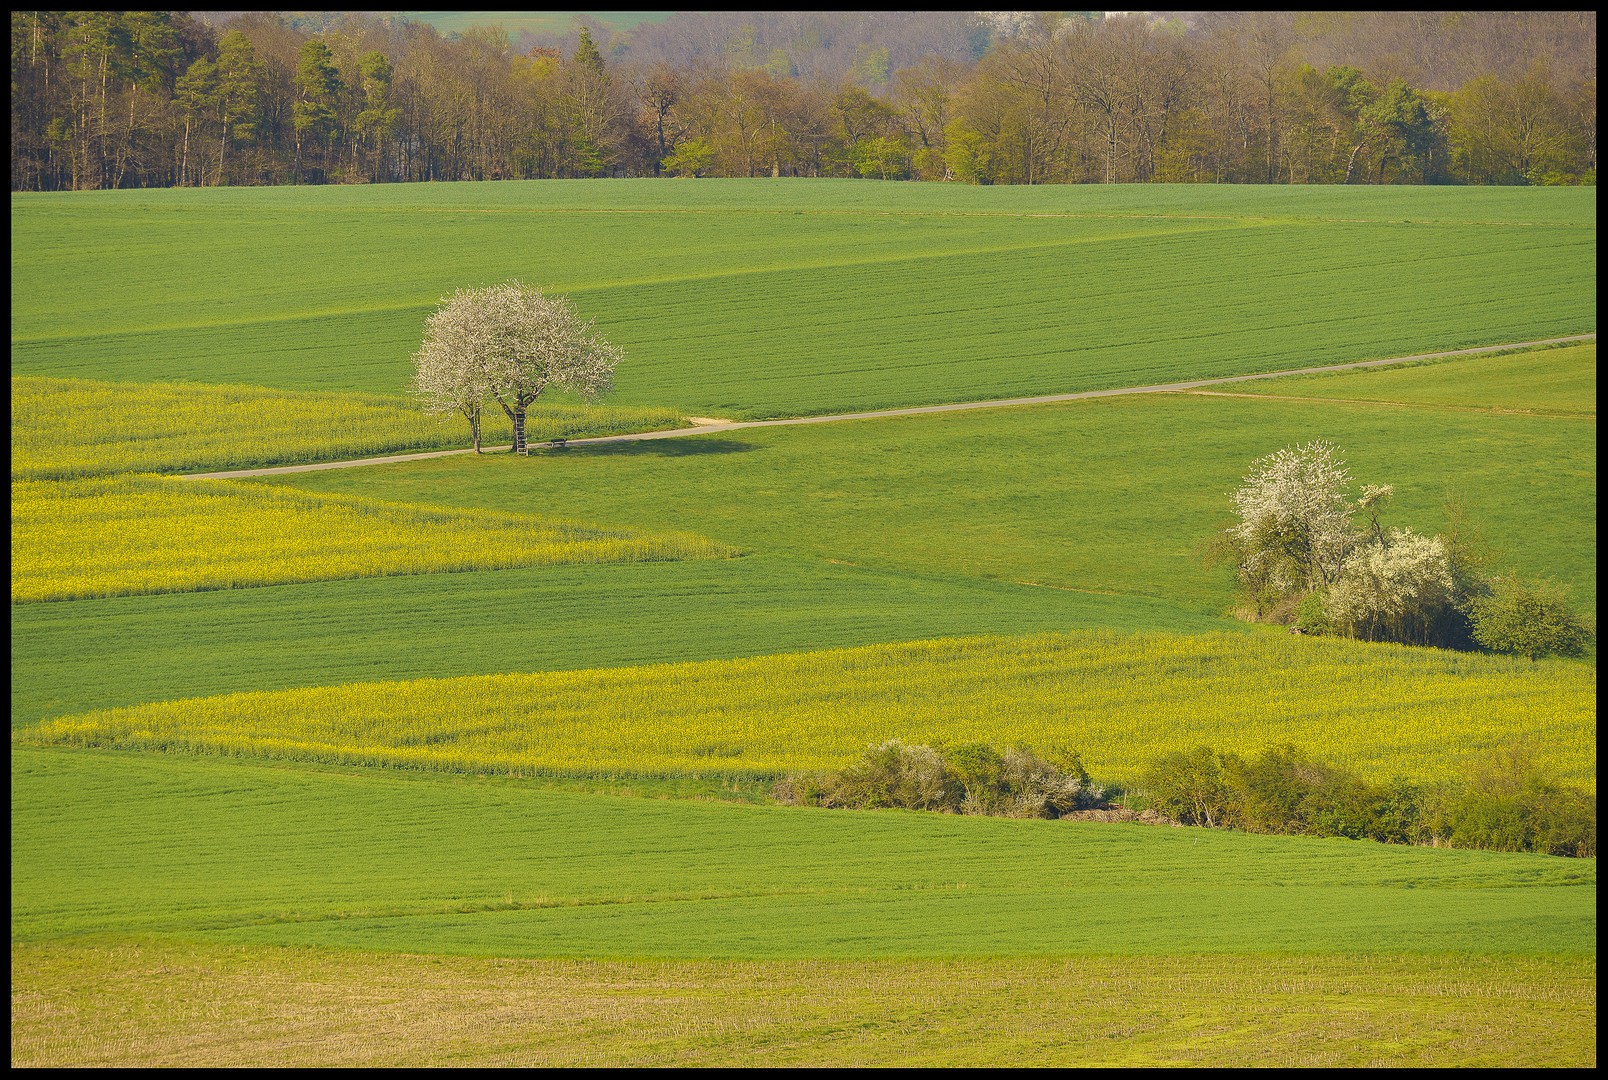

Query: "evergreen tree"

xmin=293 ymin=38 xmax=342 ymax=181
xmin=354 ymin=51 xmax=400 ymax=181
xmin=213 ymin=31 xmax=261 ymax=184
xmin=573 ymin=26 xmax=607 ymax=79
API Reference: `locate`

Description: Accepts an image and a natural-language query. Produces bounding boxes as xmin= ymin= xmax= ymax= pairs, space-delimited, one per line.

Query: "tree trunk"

xmin=1106 ymin=115 xmax=1118 ymax=184
xmin=115 ymin=85 xmax=136 ymax=190
xmin=458 ymin=403 xmax=483 ymax=452
xmin=1343 ymin=142 xmax=1364 ymax=184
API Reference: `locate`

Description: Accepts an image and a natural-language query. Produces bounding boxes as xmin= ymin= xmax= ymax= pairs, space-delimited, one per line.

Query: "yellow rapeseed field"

xmin=11 ymin=475 xmax=734 ymax=602
xmin=22 ymin=632 xmax=1594 ymax=788
xmin=11 ymin=376 xmax=684 ymax=479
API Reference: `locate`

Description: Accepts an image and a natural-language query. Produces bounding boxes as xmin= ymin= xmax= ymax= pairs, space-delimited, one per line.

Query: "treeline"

xmin=10 ymin=10 xmax=1597 ymax=192
xmin=780 ymin=739 xmax=1596 ymax=858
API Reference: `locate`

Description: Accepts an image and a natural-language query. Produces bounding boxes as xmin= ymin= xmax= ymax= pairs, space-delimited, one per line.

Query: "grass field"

xmin=1250 ymin=342 xmax=1596 ymax=415
xmin=22 ymin=632 xmax=1595 ymax=788
xmin=10 ymin=182 xmax=1594 ymax=414
xmin=11 ymin=747 xmax=1594 ymax=957
xmin=13 ymin=176 xmax=1596 ymax=219
xmin=10 ymin=376 xmax=684 ymax=479
xmin=11 ymin=943 xmax=1594 ymax=1067
xmin=265 ymin=364 xmax=1599 ymax=613
xmin=9 ymin=555 xmax=1238 ymax=729
xmin=12 ymin=476 xmax=730 ymax=602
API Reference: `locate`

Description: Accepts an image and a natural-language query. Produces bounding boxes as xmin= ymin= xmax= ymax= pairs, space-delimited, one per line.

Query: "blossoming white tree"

xmin=1225 ymin=439 xmax=1355 ymax=604
xmin=409 ymin=280 xmax=622 ymax=453
xmin=1218 ymin=442 xmax=1518 ymax=650
xmin=1324 ymin=528 xmax=1456 ymax=643
xmin=410 ymin=320 xmax=492 ymax=451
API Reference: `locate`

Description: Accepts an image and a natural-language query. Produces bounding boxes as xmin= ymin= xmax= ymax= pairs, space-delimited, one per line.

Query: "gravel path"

xmin=176 ymin=334 xmax=1594 ymax=480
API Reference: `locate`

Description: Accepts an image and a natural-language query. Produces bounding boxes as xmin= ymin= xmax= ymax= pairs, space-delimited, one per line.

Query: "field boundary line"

xmin=1182 ymin=390 xmax=1596 ymax=419
xmin=174 ymin=333 xmax=1594 ymax=479
xmin=293 ymin=206 xmax=1594 ymax=228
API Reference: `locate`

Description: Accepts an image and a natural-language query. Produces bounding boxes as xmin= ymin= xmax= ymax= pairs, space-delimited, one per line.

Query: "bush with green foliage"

xmin=1141 ymin=746 xmax=1232 ymax=827
xmin=1292 ymin=591 xmax=1335 ymax=635
xmin=782 ymin=738 xmax=1594 ymax=856
xmin=777 ymin=740 xmax=1104 ymax=818
xmin=1468 ymin=576 xmax=1593 ymax=660
xmin=1434 ymin=744 xmax=1598 ymax=857
xmin=1224 ymin=744 xmax=1414 ymax=841
xmin=826 ymin=739 xmax=961 ymax=812
xmin=1140 ymin=742 xmax=1594 ymax=856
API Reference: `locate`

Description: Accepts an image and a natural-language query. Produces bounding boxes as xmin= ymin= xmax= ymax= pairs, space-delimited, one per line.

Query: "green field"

xmin=10 ymin=555 xmax=1234 ymax=728
xmin=12 ymin=747 xmax=1593 ymax=957
xmin=10 ymin=182 xmax=1596 ymax=1065
xmin=10 ymin=182 xmax=1595 ymax=415
xmin=14 ymin=177 xmax=1595 ymax=219
xmin=1255 ymin=342 xmax=1597 ymax=414
xmin=265 ymin=373 xmax=1597 ymax=613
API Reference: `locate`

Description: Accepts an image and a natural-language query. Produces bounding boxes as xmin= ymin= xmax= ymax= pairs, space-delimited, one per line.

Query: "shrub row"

xmin=781 ymin=739 xmax=1594 ymax=858
xmin=1142 ymin=743 xmax=1595 ymax=857
xmin=773 ymin=740 xmax=1106 ymax=819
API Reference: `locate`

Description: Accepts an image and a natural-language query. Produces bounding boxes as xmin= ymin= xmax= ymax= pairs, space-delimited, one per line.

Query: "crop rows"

xmin=11 ymin=376 xmax=684 ymax=479
xmin=586 ymin=222 xmax=1596 ymax=419
xmin=23 ymin=631 xmax=1595 ymax=787
xmin=13 ymin=176 xmax=1594 ymax=221
xmin=11 ymin=475 xmax=734 ymax=602
xmin=12 ymin=185 xmax=1594 ymax=413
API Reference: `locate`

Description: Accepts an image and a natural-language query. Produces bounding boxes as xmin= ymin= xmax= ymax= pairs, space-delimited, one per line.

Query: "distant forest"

xmin=9 ymin=10 xmax=1597 ymax=191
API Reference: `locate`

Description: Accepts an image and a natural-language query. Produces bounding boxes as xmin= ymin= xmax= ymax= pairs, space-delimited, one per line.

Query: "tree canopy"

xmin=410 ymin=281 xmax=622 ymax=454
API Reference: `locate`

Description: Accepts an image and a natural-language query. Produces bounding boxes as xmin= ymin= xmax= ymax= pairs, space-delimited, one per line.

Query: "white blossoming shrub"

xmin=1225 ymin=440 xmax=1354 ymax=607
xmin=1324 ymin=529 xmax=1456 ymax=644
xmin=999 ymin=747 xmax=1104 ymax=818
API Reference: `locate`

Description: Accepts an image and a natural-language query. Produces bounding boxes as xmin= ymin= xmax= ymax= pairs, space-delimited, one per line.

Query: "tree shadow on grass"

xmin=550 ymin=437 xmax=761 ymax=457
